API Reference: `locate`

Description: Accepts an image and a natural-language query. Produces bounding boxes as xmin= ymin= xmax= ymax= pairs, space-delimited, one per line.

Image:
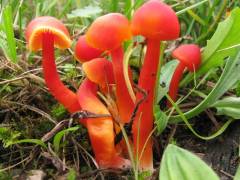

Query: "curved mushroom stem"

xmin=133 ymin=39 xmax=161 ymax=171
xmin=42 ymin=32 xmax=80 ymax=113
xmin=77 ymin=79 xmax=130 ymax=168
xmin=111 ymin=47 xmax=135 ymax=123
xmin=167 ymin=62 xmax=185 ymax=107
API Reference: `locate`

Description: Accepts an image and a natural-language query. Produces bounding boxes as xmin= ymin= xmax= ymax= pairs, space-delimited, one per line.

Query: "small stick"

xmin=71 ymin=110 xmax=111 ymax=120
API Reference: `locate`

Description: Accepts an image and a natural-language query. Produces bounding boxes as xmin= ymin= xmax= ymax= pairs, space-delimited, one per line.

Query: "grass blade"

xmin=2 ymin=5 xmax=17 ymax=63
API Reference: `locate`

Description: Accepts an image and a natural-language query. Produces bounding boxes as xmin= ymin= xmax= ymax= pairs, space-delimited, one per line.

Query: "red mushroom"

xmin=77 ymin=78 xmax=130 ymax=168
xmin=86 ymin=13 xmax=135 ymax=124
xmin=131 ymin=0 xmax=180 ymax=170
xmin=25 ymin=16 xmax=80 ymax=113
xmin=75 ymin=35 xmax=103 ymax=63
xmin=167 ymin=44 xmax=201 ymax=107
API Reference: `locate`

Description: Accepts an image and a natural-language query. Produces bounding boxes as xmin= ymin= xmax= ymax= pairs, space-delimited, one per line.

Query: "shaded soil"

xmin=171 ymin=119 xmax=240 ymax=180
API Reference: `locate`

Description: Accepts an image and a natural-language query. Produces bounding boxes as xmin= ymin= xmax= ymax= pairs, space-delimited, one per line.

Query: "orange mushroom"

xmin=75 ymin=35 xmax=103 ymax=63
xmin=131 ymin=0 xmax=180 ymax=170
xmin=77 ymin=78 xmax=130 ymax=168
xmin=86 ymin=13 xmax=135 ymax=124
xmin=168 ymin=44 xmax=201 ymax=107
xmin=82 ymin=58 xmax=114 ymax=93
xmin=25 ymin=16 xmax=80 ymax=113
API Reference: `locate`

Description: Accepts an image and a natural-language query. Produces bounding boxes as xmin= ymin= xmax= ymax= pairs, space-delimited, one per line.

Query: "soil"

xmin=169 ymin=118 xmax=240 ymax=180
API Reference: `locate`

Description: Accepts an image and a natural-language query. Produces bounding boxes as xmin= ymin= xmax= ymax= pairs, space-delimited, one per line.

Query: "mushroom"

xmin=25 ymin=16 xmax=80 ymax=113
xmin=86 ymin=13 xmax=135 ymax=124
xmin=75 ymin=35 xmax=103 ymax=63
xmin=131 ymin=0 xmax=180 ymax=170
xmin=82 ymin=58 xmax=114 ymax=93
xmin=77 ymin=79 xmax=130 ymax=168
xmin=167 ymin=44 xmax=201 ymax=107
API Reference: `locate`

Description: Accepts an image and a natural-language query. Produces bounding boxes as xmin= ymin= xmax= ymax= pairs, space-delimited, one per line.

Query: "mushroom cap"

xmin=25 ymin=16 xmax=71 ymax=51
xmin=82 ymin=58 xmax=114 ymax=86
xmin=86 ymin=13 xmax=131 ymax=51
xmin=172 ymin=44 xmax=201 ymax=72
xmin=75 ymin=35 xmax=103 ymax=63
xmin=131 ymin=0 xmax=180 ymax=40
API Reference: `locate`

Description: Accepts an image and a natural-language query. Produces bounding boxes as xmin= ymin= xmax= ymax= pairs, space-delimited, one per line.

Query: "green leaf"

xmin=170 ymin=50 xmax=240 ymax=123
xmin=67 ymin=6 xmax=102 ymax=19
xmin=160 ymin=144 xmax=219 ymax=180
xmin=167 ymin=94 xmax=233 ymax=140
xmin=0 ymin=33 xmax=11 ymax=60
xmin=53 ymin=126 xmax=79 ymax=153
xmin=234 ymin=165 xmax=240 ymax=180
xmin=212 ymin=97 xmax=240 ymax=119
xmin=181 ymin=8 xmax=240 ymax=86
xmin=154 ymin=106 xmax=168 ymax=135
xmin=9 ymin=139 xmax=47 ymax=149
xmin=67 ymin=168 xmax=77 ymax=180
xmin=2 ymin=5 xmax=17 ymax=63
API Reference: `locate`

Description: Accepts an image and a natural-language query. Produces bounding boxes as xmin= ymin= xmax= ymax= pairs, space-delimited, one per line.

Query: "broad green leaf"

xmin=181 ymin=8 xmax=240 ymax=87
xmin=160 ymin=144 xmax=219 ymax=180
xmin=170 ymin=50 xmax=240 ymax=123
xmin=212 ymin=97 xmax=240 ymax=119
xmin=2 ymin=5 xmax=17 ymax=63
xmin=154 ymin=105 xmax=168 ymax=135
xmin=67 ymin=6 xmax=102 ymax=18
xmin=53 ymin=126 xmax=79 ymax=153
xmin=234 ymin=165 xmax=240 ymax=180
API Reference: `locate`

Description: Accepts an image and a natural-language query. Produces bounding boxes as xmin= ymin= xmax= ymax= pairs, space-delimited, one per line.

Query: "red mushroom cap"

xmin=86 ymin=13 xmax=131 ymax=51
xmin=131 ymin=0 xmax=180 ymax=40
xmin=75 ymin=35 xmax=103 ymax=63
xmin=172 ymin=44 xmax=201 ymax=72
xmin=25 ymin=16 xmax=71 ymax=51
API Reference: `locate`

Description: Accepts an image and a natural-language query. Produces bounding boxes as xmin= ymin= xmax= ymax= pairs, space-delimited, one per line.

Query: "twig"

xmin=71 ymin=110 xmax=111 ymax=120
xmin=1 ymin=100 xmax=57 ymax=124
xmin=41 ymin=120 xmax=69 ymax=142
xmin=220 ymin=169 xmax=234 ymax=179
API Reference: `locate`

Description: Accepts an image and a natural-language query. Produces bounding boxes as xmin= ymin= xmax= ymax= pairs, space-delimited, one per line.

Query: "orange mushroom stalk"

xmin=25 ymin=16 xmax=80 ymax=113
xmin=86 ymin=13 xmax=135 ymax=124
xmin=167 ymin=44 xmax=201 ymax=107
xmin=131 ymin=0 xmax=180 ymax=170
xmin=77 ymin=78 xmax=130 ymax=168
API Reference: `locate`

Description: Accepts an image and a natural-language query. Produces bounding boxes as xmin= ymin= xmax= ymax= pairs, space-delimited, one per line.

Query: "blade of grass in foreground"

xmin=2 ymin=5 xmax=17 ymax=63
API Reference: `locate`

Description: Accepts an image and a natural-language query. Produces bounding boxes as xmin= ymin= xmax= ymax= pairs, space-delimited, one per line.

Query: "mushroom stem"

xmin=77 ymin=79 xmax=130 ymax=168
xmin=167 ymin=62 xmax=185 ymax=107
xmin=133 ymin=39 xmax=161 ymax=170
xmin=111 ymin=46 xmax=135 ymax=123
xmin=42 ymin=32 xmax=80 ymax=113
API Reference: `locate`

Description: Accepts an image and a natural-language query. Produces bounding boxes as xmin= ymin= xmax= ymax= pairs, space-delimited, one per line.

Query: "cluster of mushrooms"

xmin=25 ymin=0 xmax=201 ymax=171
